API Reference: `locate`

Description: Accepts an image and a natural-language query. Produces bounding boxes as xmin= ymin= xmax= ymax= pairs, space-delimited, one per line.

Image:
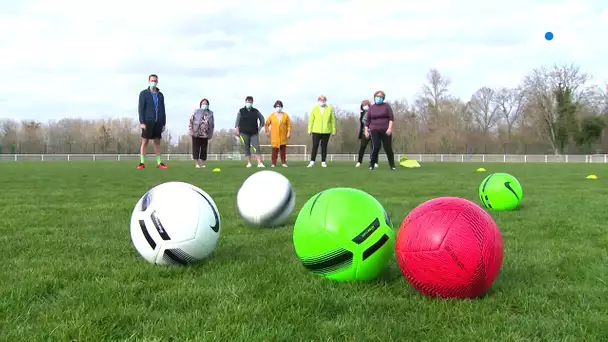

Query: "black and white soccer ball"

xmin=130 ymin=181 xmax=221 ymax=265
xmin=237 ymin=170 xmax=295 ymax=227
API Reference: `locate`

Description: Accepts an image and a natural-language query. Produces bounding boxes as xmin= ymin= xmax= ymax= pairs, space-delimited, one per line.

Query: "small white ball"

xmin=237 ymin=170 xmax=295 ymax=227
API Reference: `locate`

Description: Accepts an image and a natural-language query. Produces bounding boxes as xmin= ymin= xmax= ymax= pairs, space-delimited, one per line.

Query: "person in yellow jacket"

xmin=306 ymin=95 xmax=336 ymax=168
xmin=265 ymin=100 xmax=292 ymax=167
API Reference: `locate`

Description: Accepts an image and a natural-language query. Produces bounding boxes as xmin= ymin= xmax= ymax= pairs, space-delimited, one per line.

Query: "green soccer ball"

xmin=478 ymin=172 xmax=523 ymax=211
xmin=292 ymin=188 xmax=395 ymax=281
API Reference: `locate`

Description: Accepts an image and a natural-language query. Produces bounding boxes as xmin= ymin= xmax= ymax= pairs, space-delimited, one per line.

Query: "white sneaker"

xmin=306 ymin=161 xmax=315 ymax=168
xmin=321 ymin=162 xmax=327 ymax=168
xmin=375 ymin=163 xmax=379 ymax=168
xmin=246 ymin=163 xmax=252 ymax=168
xmin=271 ymin=164 xmax=275 ymax=168
xmin=257 ymin=163 xmax=265 ymax=168
xmin=282 ymin=164 xmax=288 ymax=167
xmin=355 ymin=162 xmax=361 ymax=167
xmin=201 ymin=165 xmax=206 ymax=168
xmin=195 ymin=164 xmax=201 ymax=168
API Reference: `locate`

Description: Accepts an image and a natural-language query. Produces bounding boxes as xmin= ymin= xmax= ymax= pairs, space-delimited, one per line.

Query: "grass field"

xmin=1 ymin=160 xmax=607 ymax=341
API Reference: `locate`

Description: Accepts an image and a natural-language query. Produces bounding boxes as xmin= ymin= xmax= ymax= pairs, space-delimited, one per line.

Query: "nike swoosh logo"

xmin=504 ymin=182 xmax=520 ymax=200
xmin=192 ymin=188 xmax=220 ymax=232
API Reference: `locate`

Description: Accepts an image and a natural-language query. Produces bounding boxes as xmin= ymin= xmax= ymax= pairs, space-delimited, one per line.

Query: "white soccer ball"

xmin=130 ymin=181 xmax=221 ymax=265
xmin=237 ymin=170 xmax=295 ymax=227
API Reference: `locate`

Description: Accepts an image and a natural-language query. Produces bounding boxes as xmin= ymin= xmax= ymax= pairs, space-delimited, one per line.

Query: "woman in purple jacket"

xmin=364 ymin=90 xmax=396 ymax=170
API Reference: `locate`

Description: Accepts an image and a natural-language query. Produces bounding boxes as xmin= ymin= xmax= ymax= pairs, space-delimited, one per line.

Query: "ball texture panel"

xmin=396 ymin=197 xmax=504 ymax=298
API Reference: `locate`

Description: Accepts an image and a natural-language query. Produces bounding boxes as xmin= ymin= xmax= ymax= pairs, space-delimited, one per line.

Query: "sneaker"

xmin=271 ymin=164 xmax=276 ymax=168
xmin=137 ymin=163 xmax=145 ymax=170
xmin=306 ymin=161 xmax=315 ymax=168
xmin=391 ymin=167 xmax=396 ymax=170
xmin=369 ymin=166 xmax=374 ymax=170
xmin=246 ymin=163 xmax=252 ymax=168
xmin=375 ymin=163 xmax=379 ymax=168
xmin=201 ymin=165 xmax=206 ymax=168
xmin=355 ymin=162 xmax=361 ymax=167
xmin=281 ymin=164 xmax=288 ymax=167
xmin=195 ymin=164 xmax=201 ymax=168
xmin=157 ymin=163 xmax=168 ymax=169
xmin=321 ymin=162 xmax=327 ymax=168
xmin=257 ymin=163 xmax=265 ymax=168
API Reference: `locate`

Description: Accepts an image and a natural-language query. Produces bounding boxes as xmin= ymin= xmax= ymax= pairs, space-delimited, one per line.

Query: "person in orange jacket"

xmin=265 ymin=100 xmax=292 ymax=167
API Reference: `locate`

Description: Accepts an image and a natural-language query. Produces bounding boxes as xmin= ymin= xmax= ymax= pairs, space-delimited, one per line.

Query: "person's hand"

xmin=287 ymin=131 xmax=291 ymax=138
xmin=332 ymin=132 xmax=336 ymax=136
xmin=308 ymin=132 xmax=312 ymax=136
xmin=140 ymin=124 xmax=146 ymax=129
xmin=162 ymin=126 xmax=166 ymax=132
xmin=386 ymin=128 xmax=392 ymax=136
xmin=266 ymin=131 xmax=270 ymax=137
xmin=235 ymin=128 xmax=240 ymax=136
xmin=364 ymin=131 xmax=370 ymax=138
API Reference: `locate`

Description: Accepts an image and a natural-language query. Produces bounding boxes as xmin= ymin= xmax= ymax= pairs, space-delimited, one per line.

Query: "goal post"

xmin=259 ymin=145 xmax=307 ymax=160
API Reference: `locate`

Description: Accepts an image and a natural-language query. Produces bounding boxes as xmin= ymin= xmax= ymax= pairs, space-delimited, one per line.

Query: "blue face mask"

xmin=375 ymin=96 xmax=384 ymax=104
xmin=245 ymin=102 xmax=252 ymax=109
xmin=201 ymin=104 xmax=209 ymax=110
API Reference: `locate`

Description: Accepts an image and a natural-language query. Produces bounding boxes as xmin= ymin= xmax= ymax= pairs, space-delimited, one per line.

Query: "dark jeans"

xmin=192 ymin=137 xmax=208 ymax=160
xmin=369 ymin=131 xmax=395 ymax=168
xmin=310 ymin=133 xmax=330 ymax=162
xmin=357 ymin=137 xmax=370 ymax=163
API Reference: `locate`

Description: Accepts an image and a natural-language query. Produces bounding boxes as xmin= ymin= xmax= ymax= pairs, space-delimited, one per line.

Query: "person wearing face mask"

xmin=189 ymin=98 xmax=215 ymax=168
xmin=265 ymin=100 xmax=292 ymax=168
xmin=365 ymin=90 xmax=396 ymax=170
xmin=137 ymin=74 xmax=168 ymax=170
xmin=235 ymin=96 xmax=265 ymax=168
xmin=356 ymin=99 xmax=377 ymax=168
xmin=306 ymin=95 xmax=336 ymax=168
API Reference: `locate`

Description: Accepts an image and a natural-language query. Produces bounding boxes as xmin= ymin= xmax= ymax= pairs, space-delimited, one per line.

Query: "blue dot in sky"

xmin=545 ymin=32 xmax=554 ymax=41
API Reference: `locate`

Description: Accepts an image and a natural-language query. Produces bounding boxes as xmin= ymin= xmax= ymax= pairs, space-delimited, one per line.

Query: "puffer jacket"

xmin=189 ymin=109 xmax=214 ymax=138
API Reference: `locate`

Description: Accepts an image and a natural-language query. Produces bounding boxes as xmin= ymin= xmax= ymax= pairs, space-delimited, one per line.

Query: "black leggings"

xmin=369 ymin=131 xmax=395 ymax=168
xmin=310 ymin=133 xmax=330 ymax=162
xmin=192 ymin=137 xmax=208 ymax=160
xmin=357 ymin=138 xmax=370 ymax=163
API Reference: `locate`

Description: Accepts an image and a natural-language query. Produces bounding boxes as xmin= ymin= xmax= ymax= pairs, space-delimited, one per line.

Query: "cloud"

xmin=0 ymin=0 xmax=607 ymax=139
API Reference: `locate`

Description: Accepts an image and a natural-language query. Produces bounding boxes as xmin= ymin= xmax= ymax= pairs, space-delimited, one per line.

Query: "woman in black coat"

xmin=356 ymin=99 xmax=377 ymax=168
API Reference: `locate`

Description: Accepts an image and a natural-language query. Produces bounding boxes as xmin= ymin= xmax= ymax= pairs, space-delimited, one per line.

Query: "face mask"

xmin=362 ymin=105 xmax=369 ymax=111
xmin=201 ymin=104 xmax=209 ymax=110
xmin=245 ymin=102 xmax=253 ymax=108
xmin=275 ymin=107 xmax=282 ymax=112
xmin=375 ymin=96 xmax=384 ymax=104
xmin=319 ymin=102 xmax=326 ymax=107
xmin=149 ymin=82 xmax=157 ymax=88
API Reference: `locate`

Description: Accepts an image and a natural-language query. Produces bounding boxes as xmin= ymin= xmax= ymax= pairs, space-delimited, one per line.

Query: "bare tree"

xmin=469 ymin=87 xmax=498 ymax=133
xmin=522 ymin=64 xmax=590 ymax=154
xmin=494 ymin=87 xmax=524 ymax=140
xmin=416 ymin=69 xmax=451 ymax=133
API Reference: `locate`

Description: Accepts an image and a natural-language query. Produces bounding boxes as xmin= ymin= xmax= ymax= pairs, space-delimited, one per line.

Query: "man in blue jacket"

xmin=137 ymin=74 xmax=167 ymax=169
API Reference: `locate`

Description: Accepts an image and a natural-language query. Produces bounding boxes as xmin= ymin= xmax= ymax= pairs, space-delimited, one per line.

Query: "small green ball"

xmin=478 ymin=173 xmax=523 ymax=211
xmin=293 ymin=187 xmax=395 ymax=281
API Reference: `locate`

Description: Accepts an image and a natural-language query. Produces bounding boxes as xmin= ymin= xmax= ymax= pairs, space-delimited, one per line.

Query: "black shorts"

xmin=141 ymin=122 xmax=163 ymax=140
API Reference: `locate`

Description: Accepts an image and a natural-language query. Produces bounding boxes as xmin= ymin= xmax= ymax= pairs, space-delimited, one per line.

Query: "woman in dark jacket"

xmin=356 ymin=100 xmax=377 ymax=168
xmin=189 ymin=98 xmax=215 ymax=168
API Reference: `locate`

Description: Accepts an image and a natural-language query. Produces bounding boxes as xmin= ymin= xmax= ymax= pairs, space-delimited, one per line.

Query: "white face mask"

xmin=275 ymin=107 xmax=282 ymax=112
xmin=201 ymin=104 xmax=209 ymax=110
xmin=362 ymin=105 xmax=369 ymax=111
xmin=318 ymin=102 xmax=326 ymax=107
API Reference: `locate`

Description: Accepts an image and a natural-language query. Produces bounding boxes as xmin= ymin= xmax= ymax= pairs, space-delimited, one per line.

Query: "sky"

xmin=0 ymin=0 xmax=607 ymax=138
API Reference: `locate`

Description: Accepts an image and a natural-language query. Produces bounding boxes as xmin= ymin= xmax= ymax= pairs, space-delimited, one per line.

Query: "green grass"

xmin=1 ymin=161 xmax=607 ymax=341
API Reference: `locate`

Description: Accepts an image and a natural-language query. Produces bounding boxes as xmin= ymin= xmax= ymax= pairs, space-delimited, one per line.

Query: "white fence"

xmin=1 ymin=153 xmax=607 ymax=163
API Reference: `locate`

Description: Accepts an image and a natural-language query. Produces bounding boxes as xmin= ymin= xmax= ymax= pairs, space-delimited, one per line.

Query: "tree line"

xmin=2 ymin=64 xmax=607 ymax=156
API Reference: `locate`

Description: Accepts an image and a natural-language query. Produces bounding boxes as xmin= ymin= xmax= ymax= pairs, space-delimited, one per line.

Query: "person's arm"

xmin=188 ymin=112 xmax=194 ymax=135
xmin=138 ymin=91 xmax=145 ymax=124
xmin=257 ymin=111 xmax=265 ymax=132
xmin=365 ymin=108 xmax=372 ymax=136
xmin=330 ymin=106 xmax=336 ymax=134
xmin=307 ymin=109 xmax=314 ymax=133
xmin=286 ymin=114 xmax=292 ymax=137
xmin=387 ymin=104 xmax=394 ymax=133
xmin=265 ymin=114 xmax=271 ymax=133
xmin=234 ymin=111 xmax=241 ymax=135
xmin=209 ymin=111 xmax=215 ymax=138
xmin=159 ymin=92 xmax=167 ymax=127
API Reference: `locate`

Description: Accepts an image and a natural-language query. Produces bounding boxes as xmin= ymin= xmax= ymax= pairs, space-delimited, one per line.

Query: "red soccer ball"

xmin=395 ymin=197 xmax=504 ymax=298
